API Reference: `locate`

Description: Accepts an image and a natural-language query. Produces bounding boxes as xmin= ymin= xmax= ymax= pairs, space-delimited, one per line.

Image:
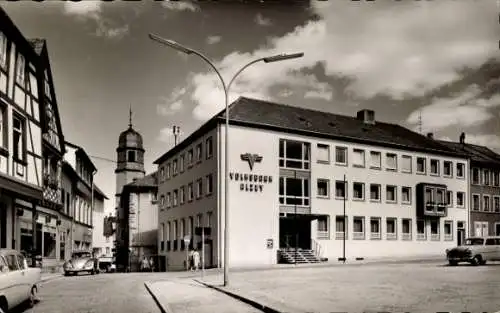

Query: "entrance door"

xmin=474 ymin=221 xmax=488 ymax=237
xmin=495 ymin=223 xmax=500 ymax=236
xmin=457 ymin=229 xmax=465 ymax=246
xmin=279 ymin=216 xmax=311 ymax=250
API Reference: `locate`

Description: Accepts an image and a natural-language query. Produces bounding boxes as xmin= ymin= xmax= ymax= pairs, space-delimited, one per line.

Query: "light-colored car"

xmin=98 ymin=256 xmax=116 ymax=273
xmin=446 ymin=236 xmax=500 ymax=266
xmin=63 ymin=251 xmax=100 ymax=276
xmin=0 ymin=249 xmax=41 ymax=312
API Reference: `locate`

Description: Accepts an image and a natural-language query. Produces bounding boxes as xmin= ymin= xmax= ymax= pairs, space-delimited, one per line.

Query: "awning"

xmin=0 ymin=173 xmax=43 ymax=202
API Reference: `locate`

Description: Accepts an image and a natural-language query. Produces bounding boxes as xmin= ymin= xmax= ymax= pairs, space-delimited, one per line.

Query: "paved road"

xmin=19 ymin=272 xmax=172 ymax=313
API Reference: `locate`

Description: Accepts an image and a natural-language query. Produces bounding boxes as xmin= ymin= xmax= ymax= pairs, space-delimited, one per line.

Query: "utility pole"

xmin=294 ymin=170 xmax=298 ymax=266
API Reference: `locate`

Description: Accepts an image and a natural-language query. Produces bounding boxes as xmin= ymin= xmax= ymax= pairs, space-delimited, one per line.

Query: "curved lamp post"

xmin=149 ymin=33 xmax=303 ymax=286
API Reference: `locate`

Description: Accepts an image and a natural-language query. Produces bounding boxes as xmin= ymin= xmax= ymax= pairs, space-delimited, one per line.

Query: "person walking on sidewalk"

xmin=188 ymin=249 xmax=194 ymax=271
xmin=192 ymin=248 xmax=200 ymax=271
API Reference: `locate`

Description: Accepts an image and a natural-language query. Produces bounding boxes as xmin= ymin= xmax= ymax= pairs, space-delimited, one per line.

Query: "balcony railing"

xmin=317 ymin=231 xmax=329 ymax=240
xmin=335 ymin=232 xmax=347 ymax=240
xmin=444 ymin=234 xmax=453 ymax=241
xmin=386 ymin=233 xmax=397 ymax=240
xmin=417 ymin=233 xmax=426 ymax=241
xmin=353 ymin=232 xmax=365 ymax=240
xmin=431 ymin=234 xmax=440 ymax=241
xmin=370 ymin=232 xmax=381 ymax=240
xmin=402 ymin=233 xmax=412 ymax=241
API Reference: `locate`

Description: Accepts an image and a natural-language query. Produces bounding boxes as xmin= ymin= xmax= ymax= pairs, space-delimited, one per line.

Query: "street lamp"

xmin=149 ymin=33 xmax=303 ymax=286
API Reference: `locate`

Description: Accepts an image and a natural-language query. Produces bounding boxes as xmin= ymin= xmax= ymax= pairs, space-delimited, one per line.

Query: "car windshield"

xmin=464 ymin=238 xmax=484 ymax=246
xmin=73 ymin=252 xmax=91 ymax=259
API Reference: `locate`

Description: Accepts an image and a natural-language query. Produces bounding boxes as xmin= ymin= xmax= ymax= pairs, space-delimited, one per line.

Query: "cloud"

xmin=158 ymin=127 xmax=186 ymax=143
xmin=184 ymin=0 xmax=497 ymax=121
xmin=161 ymin=1 xmax=199 ymax=12
xmin=64 ymin=1 xmax=129 ymax=39
xmin=440 ymin=134 xmax=500 ymax=151
xmin=407 ymin=84 xmax=500 ymax=132
xmin=304 ymin=89 xmax=333 ymax=101
xmin=207 ymin=36 xmax=222 ymax=45
xmin=255 ymin=13 xmax=272 ymax=26
xmin=279 ymin=89 xmax=293 ymax=98
xmin=157 ymin=100 xmax=184 ymax=116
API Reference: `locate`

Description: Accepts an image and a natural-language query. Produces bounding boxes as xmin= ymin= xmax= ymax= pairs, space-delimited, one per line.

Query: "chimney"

xmin=427 ymin=132 xmax=434 ymax=139
xmin=356 ymin=109 xmax=375 ymax=125
xmin=459 ymin=132 xmax=465 ymax=144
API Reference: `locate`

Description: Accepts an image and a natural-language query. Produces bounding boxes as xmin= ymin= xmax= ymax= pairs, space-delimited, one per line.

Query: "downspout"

xmin=91 ymin=169 xmax=97 ymax=253
xmin=217 ymin=124 xmax=222 ymax=268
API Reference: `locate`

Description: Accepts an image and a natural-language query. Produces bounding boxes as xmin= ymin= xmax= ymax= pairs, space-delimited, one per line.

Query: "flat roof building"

xmin=155 ymin=97 xmax=470 ymax=269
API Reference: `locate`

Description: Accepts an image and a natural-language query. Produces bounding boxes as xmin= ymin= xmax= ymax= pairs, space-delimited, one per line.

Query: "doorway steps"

xmin=278 ymin=248 xmax=322 ymax=264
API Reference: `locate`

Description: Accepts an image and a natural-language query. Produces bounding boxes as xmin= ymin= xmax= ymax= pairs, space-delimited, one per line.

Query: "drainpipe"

xmin=91 ymin=169 xmax=97 ymax=254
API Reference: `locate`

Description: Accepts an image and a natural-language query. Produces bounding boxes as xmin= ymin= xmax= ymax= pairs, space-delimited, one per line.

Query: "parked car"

xmin=63 ymin=251 xmax=100 ymax=276
xmin=98 ymin=256 xmax=116 ymax=273
xmin=446 ymin=236 xmax=500 ymax=266
xmin=0 ymin=249 xmax=41 ymax=312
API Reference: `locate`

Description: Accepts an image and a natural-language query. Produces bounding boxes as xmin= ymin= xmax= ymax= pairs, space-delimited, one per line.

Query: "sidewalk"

xmin=144 ymin=279 xmax=262 ymax=313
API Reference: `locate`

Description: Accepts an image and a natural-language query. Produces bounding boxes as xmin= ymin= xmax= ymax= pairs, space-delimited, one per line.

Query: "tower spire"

xmin=129 ymin=104 xmax=133 ymax=128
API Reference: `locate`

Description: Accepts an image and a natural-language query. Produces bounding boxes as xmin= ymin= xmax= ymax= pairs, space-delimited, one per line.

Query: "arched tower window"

xmin=127 ymin=150 xmax=136 ymax=162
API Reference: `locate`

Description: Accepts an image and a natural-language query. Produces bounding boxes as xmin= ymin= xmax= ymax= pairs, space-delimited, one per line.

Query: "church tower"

xmin=115 ymin=106 xmax=145 ymax=207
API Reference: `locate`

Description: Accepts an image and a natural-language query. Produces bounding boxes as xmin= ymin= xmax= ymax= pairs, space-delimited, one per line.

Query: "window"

xmin=353 ymin=217 xmax=364 ymax=239
xmin=483 ymin=170 xmax=490 ymax=185
xmin=317 ymin=179 xmax=329 ymax=198
xmin=188 ymin=183 xmax=193 ymax=201
xmin=335 ymin=216 xmax=347 ymax=239
xmin=493 ymin=171 xmax=500 ymax=186
xmin=483 ymin=195 xmax=490 ymax=212
xmin=402 ymin=219 xmax=411 ymax=240
xmin=443 ymin=161 xmax=452 ymax=177
xmin=196 ymin=214 xmax=202 ymax=227
xmin=179 ymin=187 xmax=185 ymax=204
xmin=456 ymin=163 xmax=465 ymax=178
xmin=335 ymin=146 xmax=347 ymax=165
xmin=151 ymin=192 xmax=157 ymax=203
xmin=494 ymin=196 xmax=500 ymax=213
xmin=401 ymin=187 xmax=411 ymax=204
xmin=207 ymin=212 xmax=212 ymax=227
xmin=472 ymin=194 xmax=480 ymax=211
xmin=166 ymin=164 xmax=171 ymax=179
xmin=196 ymin=143 xmax=202 ymax=162
xmin=369 ymin=184 xmax=381 ymax=201
xmin=166 ymin=192 xmax=171 ymax=208
xmin=335 ymin=180 xmax=347 ymax=199
xmin=430 ymin=159 xmax=439 ymax=175
xmin=179 ymin=154 xmax=185 ymax=173
xmin=370 ymin=217 xmax=381 ymax=239
xmin=457 ymin=192 xmax=465 ymax=207
xmin=386 ymin=218 xmax=397 ymax=239
xmin=196 ymin=179 xmax=202 ymax=199
xmin=0 ymin=105 xmax=5 ymax=148
xmin=352 ymin=149 xmax=365 ymax=167
xmin=370 ymin=151 xmax=381 ymax=169
xmin=317 ymin=216 xmax=329 ymax=239
xmin=444 ymin=221 xmax=453 ymax=240
xmin=16 ymin=54 xmax=25 ymax=85
xmin=446 ymin=191 xmax=453 ymax=207
xmin=159 ymin=167 xmax=165 ymax=182
xmin=416 ymin=157 xmax=426 ymax=174
xmin=206 ymin=174 xmax=213 ymax=195
xmin=187 ymin=149 xmax=194 ymax=166
xmin=417 ymin=219 xmax=426 ymax=240
xmin=436 ymin=189 xmax=445 ymax=205
xmin=316 ymin=144 xmax=330 ymax=163
xmin=0 ymin=31 xmax=6 ymax=69
xmin=279 ymin=177 xmax=310 ymax=206
xmin=13 ymin=115 xmax=25 ymax=162
xmin=386 ymin=185 xmax=397 ymax=203
xmin=206 ymin=137 xmax=213 ymax=159
xmin=5 ymin=255 xmax=19 ymax=271
xmin=352 ymin=182 xmax=364 ymax=200
xmin=173 ymin=159 xmax=178 ymax=175
xmin=430 ymin=220 xmax=439 ymax=240
xmin=279 ymin=139 xmax=311 ymax=170
xmin=386 ymin=153 xmax=397 ymax=170
xmin=127 ymin=150 xmax=136 ymax=162
xmin=472 ymin=168 xmax=480 ymax=184
xmin=160 ymin=195 xmax=165 ymax=208
xmin=401 ymin=155 xmax=412 ymax=173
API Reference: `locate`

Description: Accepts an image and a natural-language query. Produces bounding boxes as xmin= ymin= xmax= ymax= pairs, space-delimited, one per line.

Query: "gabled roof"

xmin=436 ymin=140 xmax=500 ymax=168
xmin=65 ymin=141 xmax=97 ymax=173
xmin=154 ymin=97 xmax=467 ymax=164
xmin=125 ymin=172 xmax=158 ymax=189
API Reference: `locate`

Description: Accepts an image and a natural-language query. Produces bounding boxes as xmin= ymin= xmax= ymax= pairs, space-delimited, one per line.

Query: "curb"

xmin=144 ymin=281 xmax=168 ymax=313
xmin=194 ymin=279 xmax=284 ymax=313
xmin=40 ymin=274 xmax=63 ymax=283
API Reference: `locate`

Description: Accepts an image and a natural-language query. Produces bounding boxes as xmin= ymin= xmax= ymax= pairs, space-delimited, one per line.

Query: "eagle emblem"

xmin=240 ymin=153 xmax=263 ymax=171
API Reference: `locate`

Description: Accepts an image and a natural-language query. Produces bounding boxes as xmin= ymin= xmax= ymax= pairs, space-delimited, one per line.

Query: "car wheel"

xmin=29 ymin=286 xmax=37 ymax=308
xmin=64 ymin=271 xmax=69 ymax=277
xmin=448 ymin=260 xmax=458 ymax=266
xmin=471 ymin=255 xmax=482 ymax=266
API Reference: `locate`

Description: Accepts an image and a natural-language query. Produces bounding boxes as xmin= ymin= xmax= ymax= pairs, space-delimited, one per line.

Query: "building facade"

xmin=155 ymin=97 xmax=470 ymax=269
xmin=64 ymin=141 xmax=96 ymax=252
xmin=118 ymin=172 xmax=158 ymax=270
xmin=438 ymin=133 xmax=500 ymax=237
xmin=92 ymin=185 xmax=111 ymax=257
xmin=0 ymin=8 xmax=71 ymax=271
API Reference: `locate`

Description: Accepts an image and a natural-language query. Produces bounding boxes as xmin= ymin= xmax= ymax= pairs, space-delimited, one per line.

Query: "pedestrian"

xmin=188 ymin=249 xmax=194 ymax=271
xmin=192 ymin=248 xmax=200 ymax=271
xmin=149 ymin=257 xmax=154 ymax=272
xmin=141 ymin=257 xmax=149 ymax=272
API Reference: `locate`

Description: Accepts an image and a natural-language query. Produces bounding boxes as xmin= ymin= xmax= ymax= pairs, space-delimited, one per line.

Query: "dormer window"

xmin=127 ymin=150 xmax=136 ymax=162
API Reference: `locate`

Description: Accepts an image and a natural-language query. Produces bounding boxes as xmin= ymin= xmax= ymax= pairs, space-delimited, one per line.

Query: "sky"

xmin=2 ymin=0 xmax=499 ymax=214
